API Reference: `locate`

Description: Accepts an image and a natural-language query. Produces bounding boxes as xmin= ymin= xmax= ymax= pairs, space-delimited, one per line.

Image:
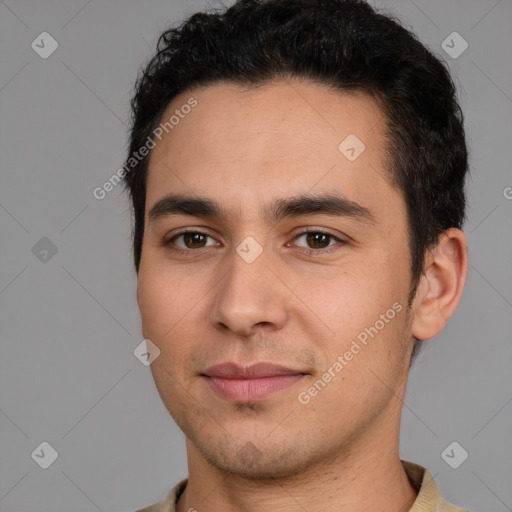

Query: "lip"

xmin=204 ymin=362 xmax=305 ymax=379
xmin=202 ymin=362 xmax=307 ymax=402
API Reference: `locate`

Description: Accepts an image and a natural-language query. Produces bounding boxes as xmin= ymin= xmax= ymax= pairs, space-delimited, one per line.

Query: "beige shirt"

xmin=135 ymin=459 xmax=468 ymax=512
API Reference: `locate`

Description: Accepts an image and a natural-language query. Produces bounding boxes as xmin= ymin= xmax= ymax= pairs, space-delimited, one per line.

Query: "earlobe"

xmin=411 ymin=228 xmax=468 ymax=341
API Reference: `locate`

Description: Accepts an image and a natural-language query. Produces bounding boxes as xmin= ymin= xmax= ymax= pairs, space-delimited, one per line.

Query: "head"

xmin=123 ymin=0 xmax=468 ymax=479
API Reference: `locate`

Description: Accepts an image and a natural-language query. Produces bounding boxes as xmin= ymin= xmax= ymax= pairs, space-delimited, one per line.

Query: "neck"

xmin=176 ymin=415 xmax=418 ymax=512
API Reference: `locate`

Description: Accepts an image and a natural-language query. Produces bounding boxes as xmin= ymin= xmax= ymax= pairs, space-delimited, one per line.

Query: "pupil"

xmin=185 ymin=233 xmax=205 ymax=248
xmin=307 ymin=233 xmax=328 ymax=248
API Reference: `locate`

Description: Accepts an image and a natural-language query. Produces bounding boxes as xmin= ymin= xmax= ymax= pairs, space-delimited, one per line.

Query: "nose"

xmin=209 ymin=245 xmax=290 ymax=337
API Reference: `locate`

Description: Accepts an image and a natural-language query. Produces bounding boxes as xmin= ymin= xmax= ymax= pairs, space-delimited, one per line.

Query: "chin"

xmin=193 ymin=435 xmax=317 ymax=480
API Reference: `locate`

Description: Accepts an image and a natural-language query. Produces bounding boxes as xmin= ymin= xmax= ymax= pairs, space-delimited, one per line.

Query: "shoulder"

xmin=133 ymin=478 xmax=188 ymax=512
xmin=401 ymin=459 xmax=469 ymax=512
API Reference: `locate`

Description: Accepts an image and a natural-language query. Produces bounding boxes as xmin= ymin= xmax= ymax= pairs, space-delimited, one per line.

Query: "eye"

xmin=164 ymin=228 xmax=346 ymax=256
xmin=291 ymin=229 xmax=346 ymax=254
xmin=165 ymin=230 xmax=218 ymax=252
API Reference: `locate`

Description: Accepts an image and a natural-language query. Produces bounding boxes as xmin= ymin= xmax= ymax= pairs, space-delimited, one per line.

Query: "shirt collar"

xmin=401 ymin=459 xmax=467 ymax=512
xmin=152 ymin=459 xmax=466 ymax=512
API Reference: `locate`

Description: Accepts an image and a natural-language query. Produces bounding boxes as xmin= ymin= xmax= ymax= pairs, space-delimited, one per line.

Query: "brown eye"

xmin=181 ymin=232 xmax=208 ymax=249
xmin=304 ymin=232 xmax=332 ymax=249
xmin=165 ymin=230 xmax=217 ymax=251
xmin=294 ymin=231 xmax=339 ymax=250
xmin=290 ymin=229 xmax=347 ymax=257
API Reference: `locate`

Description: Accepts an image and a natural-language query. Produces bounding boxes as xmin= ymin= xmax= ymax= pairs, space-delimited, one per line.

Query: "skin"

xmin=136 ymin=78 xmax=468 ymax=512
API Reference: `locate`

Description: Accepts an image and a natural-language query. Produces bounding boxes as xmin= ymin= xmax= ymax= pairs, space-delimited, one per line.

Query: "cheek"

xmin=138 ymin=264 xmax=194 ymax=332
xmin=298 ymin=264 xmax=402 ymax=331
xmin=137 ymin=272 xmax=165 ymax=332
xmin=301 ymin=265 xmax=410 ymax=382
xmin=137 ymin=264 xmax=208 ymax=372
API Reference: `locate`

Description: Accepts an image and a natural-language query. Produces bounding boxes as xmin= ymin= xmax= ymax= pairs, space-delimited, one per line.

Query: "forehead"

xmin=145 ymin=78 xmax=397 ymax=223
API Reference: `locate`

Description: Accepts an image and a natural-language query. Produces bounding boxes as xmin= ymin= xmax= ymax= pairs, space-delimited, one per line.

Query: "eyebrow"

xmin=148 ymin=192 xmax=376 ymax=226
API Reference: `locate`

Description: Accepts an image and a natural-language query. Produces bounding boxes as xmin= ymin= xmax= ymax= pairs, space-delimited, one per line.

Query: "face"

xmin=137 ymin=79 xmax=416 ymax=478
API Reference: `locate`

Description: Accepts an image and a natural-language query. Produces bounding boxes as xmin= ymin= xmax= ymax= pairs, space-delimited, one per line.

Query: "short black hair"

xmin=122 ymin=0 xmax=469 ymax=364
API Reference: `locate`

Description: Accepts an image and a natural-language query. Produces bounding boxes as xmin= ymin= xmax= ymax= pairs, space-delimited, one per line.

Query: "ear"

xmin=411 ymin=228 xmax=468 ymax=341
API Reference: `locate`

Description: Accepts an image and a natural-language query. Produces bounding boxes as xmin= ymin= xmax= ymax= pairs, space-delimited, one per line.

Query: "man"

xmin=123 ymin=0 xmax=469 ymax=510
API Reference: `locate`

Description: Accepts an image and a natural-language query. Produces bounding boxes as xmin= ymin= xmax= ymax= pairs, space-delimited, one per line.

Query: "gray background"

xmin=0 ymin=0 xmax=511 ymax=511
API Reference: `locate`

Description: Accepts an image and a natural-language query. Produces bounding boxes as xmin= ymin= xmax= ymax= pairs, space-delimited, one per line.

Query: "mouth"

xmin=201 ymin=362 xmax=308 ymax=403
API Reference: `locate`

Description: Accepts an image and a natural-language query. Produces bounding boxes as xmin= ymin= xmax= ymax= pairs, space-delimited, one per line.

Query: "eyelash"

xmin=163 ymin=229 xmax=346 ymax=257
